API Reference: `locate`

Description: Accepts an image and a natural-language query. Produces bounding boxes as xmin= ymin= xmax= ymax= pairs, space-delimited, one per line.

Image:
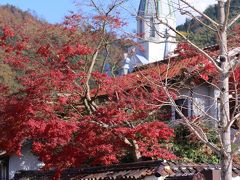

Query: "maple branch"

xmin=163 ymin=86 xmax=222 ymax=155
xmin=230 ymin=79 xmax=240 ymax=127
xmin=101 ymin=44 xmax=109 ymax=73
xmin=137 ymin=67 xmax=222 ymax=155
xmin=179 ymin=0 xmax=219 ymax=28
xmin=223 ymin=0 xmax=231 ymax=30
xmin=179 ymin=9 xmax=217 ymax=32
xmin=224 ymin=49 xmax=240 ymax=130
xmin=189 ymin=15 xmax=217 ymax=32
xmin=154 ymin=15 xmax=223 ymax=72
xmin=85 ymin=43 xmax=102 ymax=101
xmin=191 ymin=97 xmax=219 ymax=123
xmin=89 ymin=118 xmax=141 ymax=159
xmin=84 ymin=0 xmax=126 ymax=114
xmin=0 ymin=151 xmax=6 ymax=156
xmin=227 ymin=47 xmax=240 ymax=71
xmin=226 ymin=104 xmax=240 ymax=133
xmin=228 ymin=14 xmax=240 ymax=29
xmin=131 ymin=140 xmax=142 ymax=161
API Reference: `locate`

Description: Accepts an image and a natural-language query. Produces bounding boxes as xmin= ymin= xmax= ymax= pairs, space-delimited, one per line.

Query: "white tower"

xmin=120 ymin=0 xmax=177 ymax=75
xmin=137 ymin=0 xmax=176 ymax=63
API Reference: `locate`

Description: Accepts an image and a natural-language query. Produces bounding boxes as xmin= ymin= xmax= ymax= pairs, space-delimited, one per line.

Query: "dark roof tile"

xmin=14 ymin=160 xmax=240 ymax=180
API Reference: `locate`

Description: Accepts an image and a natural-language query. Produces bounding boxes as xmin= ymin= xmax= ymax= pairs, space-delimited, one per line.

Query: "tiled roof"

xmin=14 ymin=160 xmax=240 ymax=180
xmin=97 ymin=45 xmax=240 ymax=97
xmin=96 ymin=57 xmax=207 ymax=96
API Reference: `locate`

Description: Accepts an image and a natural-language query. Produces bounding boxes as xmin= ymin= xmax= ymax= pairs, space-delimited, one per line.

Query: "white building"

xmin=0 ymin=143 xmax=42 ymax=179
xmin=120 ymin=0 xmax=222 ymax=125
xmin=122 ymin=0 xmax=177 ymax=74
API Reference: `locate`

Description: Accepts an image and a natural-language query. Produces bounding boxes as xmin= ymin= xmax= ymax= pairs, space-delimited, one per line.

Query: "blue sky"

xmin=0 ymin=0 xmax=216 ymax=32
xmin=0 ymin=0 xmax=77 ymax=23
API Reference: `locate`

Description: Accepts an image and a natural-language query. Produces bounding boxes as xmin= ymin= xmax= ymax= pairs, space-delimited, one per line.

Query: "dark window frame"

xmin=175 ymin=98 xmax=189 ymax=120
xmin=0 ymin=157 xmax=9 ymax=180
xmin=149 ymin=17 xmax=155 ymax=37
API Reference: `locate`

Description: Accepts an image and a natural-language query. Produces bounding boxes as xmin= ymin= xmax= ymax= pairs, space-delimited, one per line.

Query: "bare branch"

xmin=179 ymin=0 xmax=219 ymax=28
xmin=154 ymin=16 xmax=223 ymax=72
xmin=223 ymin=0 xmax=231 ymax=30
xmin=162 ymin=86 xmax=221 ymax=155
xmin=228 ymin=14 xmax=240 ymax=29
xmin=227 ymin=47 xmax=240 ymax=71
xmin=183 ymin=11 xmax=217 ymax=32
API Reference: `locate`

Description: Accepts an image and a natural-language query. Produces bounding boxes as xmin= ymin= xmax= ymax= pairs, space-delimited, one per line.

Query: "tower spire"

xmin=136 ymin=0 xmax=176 ymax=62
xmin=138 ymin=0 xmax=175 ymax=17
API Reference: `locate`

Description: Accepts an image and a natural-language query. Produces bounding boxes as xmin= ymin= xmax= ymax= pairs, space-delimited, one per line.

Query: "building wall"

xmin=148 ymin=42 xmax=166 ymax=62
xmin=137 ymin=16 xmax=176 ymax=62
xmin=172 ymin=84 xmax=219 ymax=124
xmin=9 ymin=144 xmax=41 ymax=179
xmin=192 ymin=85 xmax=219 ymax=124
xmin=144 ymin=175 xmax=166 ymax=180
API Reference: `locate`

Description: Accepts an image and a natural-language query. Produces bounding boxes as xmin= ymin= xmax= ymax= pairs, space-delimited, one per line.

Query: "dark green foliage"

xmin=177 ymin=0 xmax=240 ymax=48
xmin=172 ymin=125 xmax=219 ymax=164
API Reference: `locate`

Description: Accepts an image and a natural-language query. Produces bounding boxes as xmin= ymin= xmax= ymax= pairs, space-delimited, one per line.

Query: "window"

xmin=146 ymin=0 xmax=156 ymax=15
xmin=158 ymin=0 xmax=174 ymax=17
xmin=0 ymin=157 xmax=8 ymax=180
xmin=175 ymin=99 xmax=189 ymax=120
xmin=150 ymin=17 xmax=155 ymax=37
xmin=138 ymin=19 xmax=143 ymax=37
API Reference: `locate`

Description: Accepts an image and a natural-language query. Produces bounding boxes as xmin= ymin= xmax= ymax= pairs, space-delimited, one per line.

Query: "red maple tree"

xmin=0 ymin=14 xmax=176 ymax=174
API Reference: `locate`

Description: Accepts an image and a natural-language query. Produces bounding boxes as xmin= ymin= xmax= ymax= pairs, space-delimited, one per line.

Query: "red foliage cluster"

xmin=94 ymin=15 xmax=126 ymax=28
xmin=0 ymin=23 xmax=176 ymax=175
xmin=63 ymin=14 xmax=82 ymax=27
xmin=230 ymin=66 xmax=240 ymax=94
xmin=175 ymin=43 xmax=198 ymax=58
xmin=0 ymin=26 xmax=28 ymax=55
xmin=174 ymin=43 xmax=219 ymax=82
xmin=1 ymin=26 xmax=14 ymax=39
xmin=61 ymin=44 xmax=93 ymax=56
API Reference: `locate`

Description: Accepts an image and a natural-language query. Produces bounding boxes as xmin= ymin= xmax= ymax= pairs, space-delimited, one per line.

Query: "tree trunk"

xmin=132 ymin=140 xmax=141 ymax=161
xmin=218 ymin=1 xmax=232 ymax=179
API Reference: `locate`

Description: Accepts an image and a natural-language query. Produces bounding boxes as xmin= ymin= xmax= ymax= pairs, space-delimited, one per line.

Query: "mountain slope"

xmin=0 ymin=5 xmax=128 ymax=91
xmin=177 ymin=0 xmax=240 ymax=47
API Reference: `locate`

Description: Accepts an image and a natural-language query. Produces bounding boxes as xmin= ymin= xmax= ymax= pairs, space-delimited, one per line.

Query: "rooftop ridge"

xmin=15 ymin=161 xmax=240 ymax=179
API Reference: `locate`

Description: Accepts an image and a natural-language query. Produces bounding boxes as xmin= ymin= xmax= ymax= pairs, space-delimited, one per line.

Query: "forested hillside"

xmin=0 ymin=5 xmax=65 ymax=91
xmin=0 ymin=5 xmax=43 ymax=26
xmin=0 ymin=5 xmax=127 ymax=92
xmin=177 ymin=0 xmax=240 ymax=47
